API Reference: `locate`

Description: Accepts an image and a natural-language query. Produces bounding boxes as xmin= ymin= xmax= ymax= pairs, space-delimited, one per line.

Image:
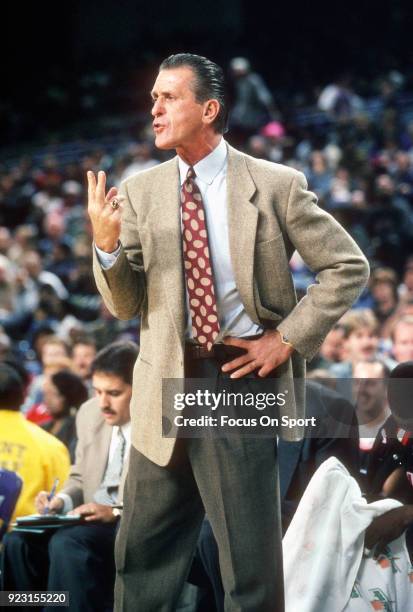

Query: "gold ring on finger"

xmin=111 ymin=198 xmax=120 ymax=210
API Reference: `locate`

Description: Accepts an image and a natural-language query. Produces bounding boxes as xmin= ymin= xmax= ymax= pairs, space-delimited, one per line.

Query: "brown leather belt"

xmin=185 ymin=334 xmax=262 ymax=361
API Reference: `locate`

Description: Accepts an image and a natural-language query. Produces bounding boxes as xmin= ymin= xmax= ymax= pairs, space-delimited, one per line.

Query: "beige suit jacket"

xmin=61 ymin=398 xmax=128 ymax=506
xmin=93 ymin=143 xmax=369 ymax=466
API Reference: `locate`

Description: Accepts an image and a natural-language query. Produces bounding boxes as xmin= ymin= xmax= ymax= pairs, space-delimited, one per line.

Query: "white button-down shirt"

xmin=96 ymin=138 xmax=262 ymax=340
xmin=57 ymin=421 xmax=131 ymax=513
xmin=108 ymin=421 xmax=131 ymax=463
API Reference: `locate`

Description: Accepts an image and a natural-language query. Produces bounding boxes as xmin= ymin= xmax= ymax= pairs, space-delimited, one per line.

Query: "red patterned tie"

xmin=181 ymin=166 xmax=220 ymax=351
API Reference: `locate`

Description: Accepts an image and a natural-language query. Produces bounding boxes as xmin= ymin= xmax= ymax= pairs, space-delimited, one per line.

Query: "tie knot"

xmin=186 ymin=166 xmax=196 ymax=181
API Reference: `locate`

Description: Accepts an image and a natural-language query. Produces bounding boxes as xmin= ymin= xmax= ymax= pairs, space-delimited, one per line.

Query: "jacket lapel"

xmin=89 ymin=420 xmax=113 ymax=494
xmin=148 ymin=157 xmax=186 ymax=344
xmin=226 ymin=145 xmax=259 ymax=323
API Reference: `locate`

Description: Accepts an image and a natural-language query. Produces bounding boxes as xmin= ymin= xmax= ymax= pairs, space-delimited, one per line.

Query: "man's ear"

xmin=203 ymin=99 xmax=220 ymax=126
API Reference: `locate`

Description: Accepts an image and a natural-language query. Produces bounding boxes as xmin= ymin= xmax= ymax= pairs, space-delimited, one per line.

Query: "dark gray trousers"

xmin=2 ymin=524 xmax=117 ymax=612
xmin=115 ymin=355 xmax=284 ymax=612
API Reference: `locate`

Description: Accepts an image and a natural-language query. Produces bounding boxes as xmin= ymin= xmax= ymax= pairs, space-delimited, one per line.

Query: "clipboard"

xmin=13 ymin=514 xmax=86 ymax=531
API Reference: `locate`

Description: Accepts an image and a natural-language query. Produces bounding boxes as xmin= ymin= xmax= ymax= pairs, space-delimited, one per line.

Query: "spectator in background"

xmin=25 ymin=359 xmax=75 ymax=426
xmin=45 ymin=241 xmax=75 ymax=289
xmin=22 ymin=250 xmax=68 ymax=301
xmin=72 ymin=337 xmax=97 ymax=391
xmin=379 ymin=363 xmax=413 ymax=504
xmin=0 ymin=364 xmax=70 ymax=522
xmin=22 ymin=337 xmax=72 ymax=416
xmin=38 ymin=211 xmax=69 ymax=264
xmin=120 ymin=142 xmax=159 ymax=182
xmin=391 ymin=315 xmax=413 ymax=363
xmin=368 ymin=174 xmax=413 ymax=272
xmin=83 ymin=302 xmax=139 ymax=350
xmin=364 ymin=361 xmax=413 ymax=560
xmin=318 ymin=75 xmax=364 ymax=120
xmin=329 ymin=309 xmax=379 ymax=378
xmin=260 ymin=121 xmax=286 ymax=163
xmin=30 ymin=328 xmax=56 ymax=370
xmin=307 ymin=150 xmax=333 ymax=202
xmin=1 ymin=357 xmax=31 ymax=397
xmin=309 ymin=324 xmax=345 ymax=371
xmin=6 ymin=225 xmax=38 ymax=265
xmin=0 ymin=227 xmax=12 ymax=256
xmin=0 ymin=255 xmax=16 ymax=315
xmin=42 ymin=369 xmax=89 ymax=461
xmin=369 ymin=267 xmax=399 ymax=336
xmin=246 ymin=135 xmax=269 ymax=160
xmin=353 ymin=359 xmax=391 ymax=492
xmin=41 ymin=337 xmax=70 ymax=367
xmin=229 ymin=57 xmax=276 ymax=137
xmin=399 ymin=256 xmax=413 ymax=304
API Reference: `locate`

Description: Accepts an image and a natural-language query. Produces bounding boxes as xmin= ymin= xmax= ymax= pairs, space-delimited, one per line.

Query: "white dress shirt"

xmin=57 ymin=421 xmax=131 ymax=513
xmin=96 ymin=138 xmax=262 ymax=340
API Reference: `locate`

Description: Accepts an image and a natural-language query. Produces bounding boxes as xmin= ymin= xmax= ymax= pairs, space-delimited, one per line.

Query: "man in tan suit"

xmin=88 ymin=54 xmax=369 ymax=611
xmin=2 ymin=341 xmax=138 ymax=612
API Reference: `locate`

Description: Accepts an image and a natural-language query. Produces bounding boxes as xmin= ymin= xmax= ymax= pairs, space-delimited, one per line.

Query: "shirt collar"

xmin=178 ymin=138 xmax=227 ymax=186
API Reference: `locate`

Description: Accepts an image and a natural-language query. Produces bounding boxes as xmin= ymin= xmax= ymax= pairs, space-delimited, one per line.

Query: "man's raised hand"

xmin=87 ymin=170 xmax=124 ymax=253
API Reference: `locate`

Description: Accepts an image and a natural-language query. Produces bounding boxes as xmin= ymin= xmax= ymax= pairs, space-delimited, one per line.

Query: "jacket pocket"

xmin=254 ymin=235 xmax=295 ymax=313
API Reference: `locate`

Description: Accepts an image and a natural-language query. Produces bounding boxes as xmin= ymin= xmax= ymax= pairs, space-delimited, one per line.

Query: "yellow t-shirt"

xmin=0 ymin=410 xmax=71 ymax=522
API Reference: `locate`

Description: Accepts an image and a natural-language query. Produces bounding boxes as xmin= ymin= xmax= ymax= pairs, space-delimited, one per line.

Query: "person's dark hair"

xmin=357 ymin=357 xmax=391 ymax=379
xmin=388 ymin=361 xmax=413 ymax=424
xmin=3 ymin=358 xmax=30 ymax=389
xmin=72 ymin=336 xmax=97 ymax=350
xmin=91 ymin=341 xmax=139 ymax=385
xmin=159 ymin=53 xmax=228 ymax=134
xmin=0 ymin=364 xmax=25 ymax=410
xmin=50 ymin=370 xmax=89 ymax=413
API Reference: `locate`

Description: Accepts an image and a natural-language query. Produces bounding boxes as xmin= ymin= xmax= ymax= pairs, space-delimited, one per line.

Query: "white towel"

xmin=283 ymin=457 xmax=413 ymax=612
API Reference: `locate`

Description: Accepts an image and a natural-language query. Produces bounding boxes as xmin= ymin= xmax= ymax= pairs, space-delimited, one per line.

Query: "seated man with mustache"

xmin=1 ymin=341 xmax=138 ymax=612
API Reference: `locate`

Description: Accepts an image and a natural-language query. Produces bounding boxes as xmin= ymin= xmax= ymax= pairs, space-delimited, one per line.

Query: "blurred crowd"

xmin=1 ymin=57 xmax=413 ymax=610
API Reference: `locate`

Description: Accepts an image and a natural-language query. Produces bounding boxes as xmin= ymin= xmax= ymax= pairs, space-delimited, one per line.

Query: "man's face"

xmin=345 ymin=327 xmax=378 ymax=363
xmin=41 ymin=343 xmax=68 ymax=367
xmin=92 ymin=372 xmax=132 ymax=427
xmin=43 ymin=376 xmax=65 ymax=416
xmin=73 ymin=344 xmax=96 ymax=379
xmin=393 ymin=323 xmax=413 ymax=362
xmin=354 ymin=362 xmax=387 ymax=421
xmin=151 ymin=67 xmax=207 ymax=151
xmin=320 ymin=328 xmax=345 ymax=362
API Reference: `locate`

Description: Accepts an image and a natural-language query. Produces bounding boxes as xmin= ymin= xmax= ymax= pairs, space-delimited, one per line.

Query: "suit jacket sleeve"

xmin=92 ymin=179 xmax=147 ymax=320
xmin=277 ymin=171 xmax=369 ymax=360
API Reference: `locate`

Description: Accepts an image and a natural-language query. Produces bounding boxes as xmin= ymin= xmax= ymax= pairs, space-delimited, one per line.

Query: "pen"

xmin=48 ymin=478 xmax=59 ymax=502
xmin=43 ymin=478 xmax=59 ymax=515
